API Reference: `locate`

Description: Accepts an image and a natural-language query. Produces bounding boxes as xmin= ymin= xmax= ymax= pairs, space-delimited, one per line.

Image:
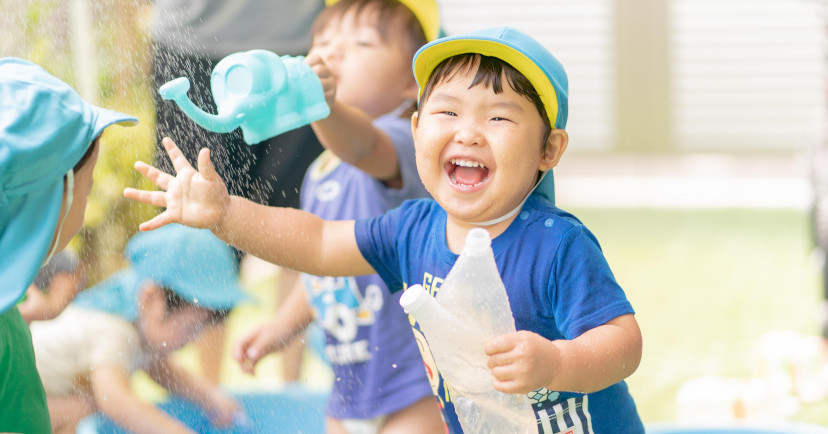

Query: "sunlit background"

xmin=2 ymin=0 xmax=828 ymax=429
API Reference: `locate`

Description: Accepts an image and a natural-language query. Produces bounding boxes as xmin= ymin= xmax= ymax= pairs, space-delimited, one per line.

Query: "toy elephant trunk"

xmin=159 ymin=49 xmax=330 ymax=145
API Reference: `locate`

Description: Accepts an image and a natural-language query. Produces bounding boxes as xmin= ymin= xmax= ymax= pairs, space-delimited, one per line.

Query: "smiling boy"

xmin=125 ymin=26 xmax=644 ymax=434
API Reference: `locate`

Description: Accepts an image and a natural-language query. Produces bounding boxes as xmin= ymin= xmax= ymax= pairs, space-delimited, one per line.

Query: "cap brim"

xmin=414 ymin=35 xmax=560 ymax=129
xmin=91 ymin=106 xmax=138 ymax=139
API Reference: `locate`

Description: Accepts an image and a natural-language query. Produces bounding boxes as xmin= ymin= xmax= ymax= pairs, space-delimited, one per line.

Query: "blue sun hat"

xmin=0 ymin=57 xmax=138 ymax=314
xmin=74 ymin=224 xmax=252 ymax=320
xmin=413 ymin=27 xmax=567 ymax=209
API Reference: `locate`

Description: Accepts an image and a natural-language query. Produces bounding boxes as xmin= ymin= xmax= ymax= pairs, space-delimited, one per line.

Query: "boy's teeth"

xmin=450 ymin=158 xmax=485 ymax=169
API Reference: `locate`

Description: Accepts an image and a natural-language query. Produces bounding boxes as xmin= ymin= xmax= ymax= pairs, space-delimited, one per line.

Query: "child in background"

xmin=232 ymin=0 xmax=444 ymax=432
xmin=125 ymin=26 xmax=644 ymax=433
xmin=30 ymin=224 xmax=249 ymax=434
xmin=19 ymin=250 xmax=87 ymax=323
xmin=0 ymin=57 xmax=137 ymax=433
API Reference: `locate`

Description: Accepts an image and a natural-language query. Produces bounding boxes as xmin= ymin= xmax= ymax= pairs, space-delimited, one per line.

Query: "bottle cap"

xmin=399 ymin=284 xmax=435 ymax=321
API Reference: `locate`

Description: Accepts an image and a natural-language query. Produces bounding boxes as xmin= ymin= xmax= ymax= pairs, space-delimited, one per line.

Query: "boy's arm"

xmin=145 ymin=356 xmax=239 ymax=427
xmin=124 ymin=137 xmax=374 ymax=277
xmin=232 ymin=279 xmax=314 ymax=374
xmin=485 ymin=313 xmax=642 ymax=394
xmin=307 ymin=53 xmax=402 ymax=185
xmin=90 ymin=364 xmax=194 ymax=434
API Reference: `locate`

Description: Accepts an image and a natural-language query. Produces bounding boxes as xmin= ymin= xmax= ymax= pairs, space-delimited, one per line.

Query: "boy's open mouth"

xmin=448 ymin=158 xmax=490 ymax=188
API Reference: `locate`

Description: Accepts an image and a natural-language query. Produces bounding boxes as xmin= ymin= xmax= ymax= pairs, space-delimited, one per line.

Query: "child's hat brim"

xmin=324 ymin=0 xmax=442 ymax=42
xmin=0 ymin=57 xmax=137 ymax=313
xmin=413 ymin=27 xmax=569 ymax=129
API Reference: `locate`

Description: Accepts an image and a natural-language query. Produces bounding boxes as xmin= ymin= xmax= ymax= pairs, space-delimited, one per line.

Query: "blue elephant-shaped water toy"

xmin=159 ymin=49 xmax=330 ymax=145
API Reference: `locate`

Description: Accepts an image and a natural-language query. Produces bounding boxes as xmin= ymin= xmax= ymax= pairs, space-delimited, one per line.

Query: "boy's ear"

xmin=538 ymin=129 xmax=569 ymax=171
xmin=410 ymin=110 xmax=420 ymax=136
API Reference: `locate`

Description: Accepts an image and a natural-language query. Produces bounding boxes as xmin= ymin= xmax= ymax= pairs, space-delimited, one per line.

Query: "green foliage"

xmin=571 ymin=207 xmax=828 ymax=425
xmin=8 ymin=1 xmax=159 ymax=284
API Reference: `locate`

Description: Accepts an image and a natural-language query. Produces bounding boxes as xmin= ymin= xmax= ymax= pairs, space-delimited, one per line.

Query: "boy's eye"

xmin=491 ymin=116 xmax=511 ymax=122
xmin=441 ymin=111 xmax=458 ymax=117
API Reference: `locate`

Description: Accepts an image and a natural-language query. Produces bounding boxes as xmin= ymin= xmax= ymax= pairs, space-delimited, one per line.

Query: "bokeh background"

xmin=2 ymin=0 xmax=828 ymax=428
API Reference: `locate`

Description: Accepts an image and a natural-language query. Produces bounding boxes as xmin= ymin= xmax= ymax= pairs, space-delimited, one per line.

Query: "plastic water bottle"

xmin=400 ymin=228 xmax=535 ymax=433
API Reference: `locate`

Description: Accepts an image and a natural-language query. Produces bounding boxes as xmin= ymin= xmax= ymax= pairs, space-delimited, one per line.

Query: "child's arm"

xmin=144 ymin=356 xmax=240 ymax=427
xmin=484 ymin=313 xmax=642 ymax=394
xmin=306 ymin=53 xmax=403 ymax=185
xmin=90 ymin=364 xmax=195 ymax=434
xmin=232 ymin=278 xmax=314 ymax=374
xmin=124 ymin=137 xmax=374 ymax=277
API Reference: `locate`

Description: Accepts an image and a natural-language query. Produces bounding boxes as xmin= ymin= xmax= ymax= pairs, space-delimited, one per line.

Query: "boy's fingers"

xmin=134 ymin=161 xmax=172 ymax=190
xmin=484 ymin=335 xmax=513 ymax=356
xmin=123 ymin=188 xmax=167 ymax=208
xmin=138 ymin=212 xmax=173 ymax=232
xmin=304 ymin=52 xmax=321 ymax=65
xmin=162 ymin=137 xmax=194 ymax=173
xmin=197 ymin=148 xmax=221 ymax=181
xmin=491 ymin=378 xmax=522 ymax=394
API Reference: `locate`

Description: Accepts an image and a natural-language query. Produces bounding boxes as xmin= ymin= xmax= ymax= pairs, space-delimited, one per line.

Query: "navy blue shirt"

xmin=355 ymin=195 xmax=644 ymax=434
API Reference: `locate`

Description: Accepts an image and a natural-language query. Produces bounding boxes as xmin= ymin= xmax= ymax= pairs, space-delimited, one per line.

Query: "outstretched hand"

xmin=123 ymin=137 xmax=230 ymax=231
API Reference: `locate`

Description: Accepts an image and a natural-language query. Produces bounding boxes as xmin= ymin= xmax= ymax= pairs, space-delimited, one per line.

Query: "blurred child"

xmin=126 ymin=26 xmax=645 ymax=433
xmin=232 ymin=0 xmax=444 ymax=432
xmin=19 ymin=250 xmax=87 ymax=323
xmin=0 ymin=57 xmax=137 ymax=433
xmin=30 ymin=224 xmax=250 ymax=434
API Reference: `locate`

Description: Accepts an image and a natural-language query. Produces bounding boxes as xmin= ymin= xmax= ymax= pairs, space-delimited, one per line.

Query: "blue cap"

xmin=125 ymin=224 xmax=252 ymax=311
xmin=414 ymin=27 xmax=569 ymax=129
xmin=0 ymin=57 xmax=138 ymax=313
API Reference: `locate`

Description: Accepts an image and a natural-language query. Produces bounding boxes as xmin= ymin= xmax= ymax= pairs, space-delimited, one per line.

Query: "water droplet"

xmin=162 ymin=341 xmax=167 ymax=347
xmin=519 ymin=211 xmax=529 ymax=220
xmin=392 ymin=364 xmax=397 ymax=369
xmin=544 ymin=218 xmax=554 ymax=227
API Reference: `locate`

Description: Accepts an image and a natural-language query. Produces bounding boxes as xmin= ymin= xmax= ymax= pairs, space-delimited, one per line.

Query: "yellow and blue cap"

xmin=325 ymin=0 xmax=442 ymax=42
xmin=414 ymin=26 xmax=569 ymax=129
xmin=0 ymin=57 xmax=137 ymax=314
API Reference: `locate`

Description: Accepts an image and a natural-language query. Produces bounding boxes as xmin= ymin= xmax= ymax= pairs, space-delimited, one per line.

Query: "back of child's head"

xmin=73 ymin=224 xmax=250 ymax=320
xmin=315 ymin=0 xmax=442 ymax=54
xmin=0 ymin=57 xmax=137 ymax=313
xmin=414 ymin=27 xmax=568 ymax=132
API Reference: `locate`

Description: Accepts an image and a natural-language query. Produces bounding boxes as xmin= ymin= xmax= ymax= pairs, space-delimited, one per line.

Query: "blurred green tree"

xmin=2 ymin=0 xmax=160 ymax=284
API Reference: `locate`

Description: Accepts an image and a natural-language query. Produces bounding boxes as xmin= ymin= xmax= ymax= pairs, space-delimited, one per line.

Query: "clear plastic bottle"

xmin=400 ymin=228 xmax=535 ymax=433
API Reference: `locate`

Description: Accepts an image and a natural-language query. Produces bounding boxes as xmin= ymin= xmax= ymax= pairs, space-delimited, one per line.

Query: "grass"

xmin=137 ymin=207 xmax=828 ymax=427
xmin=570 ymin=207 xmax=828 ymax=426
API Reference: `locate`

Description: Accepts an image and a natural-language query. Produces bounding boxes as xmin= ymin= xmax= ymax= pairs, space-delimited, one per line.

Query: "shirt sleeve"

xmin=354 ymin=204 xmax=406 ymax=293
xmin=550 ymin=225 xmax=635 ymax=339
xmin=86 ymin=312 xmax=141 ymax=372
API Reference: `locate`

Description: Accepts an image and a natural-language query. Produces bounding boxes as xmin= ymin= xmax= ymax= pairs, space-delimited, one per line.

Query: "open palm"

xmin=124 ymin=137 xmax=229 ymax=231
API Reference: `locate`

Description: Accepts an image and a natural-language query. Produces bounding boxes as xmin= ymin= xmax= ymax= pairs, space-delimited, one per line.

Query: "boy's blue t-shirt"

xmin=299 ymin=111 xmax=433 ymax=419
xmin=354 ymin=195 xmax=644 ymax=434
